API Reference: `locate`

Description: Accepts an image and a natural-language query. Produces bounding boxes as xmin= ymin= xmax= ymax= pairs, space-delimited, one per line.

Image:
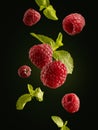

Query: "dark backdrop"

xmin=4 ymin=0 xmax=97 ymax=129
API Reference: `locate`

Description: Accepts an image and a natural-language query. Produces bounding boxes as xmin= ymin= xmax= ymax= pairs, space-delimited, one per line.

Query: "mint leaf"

xmin=43 ymin=5 xmax=58 ymax=20
xmin=60 ymin=121 xmax=70 ymax=130
xmin=51 ymin=116 xmax=64 ymax=128
xmin=16 ymin=84 xmax=44 ymax=110
xmin=34 ymin=87 xmax=44 ymax=102
xmin=27 ymin=84 xmax=35 ymax=96
xmin=30 ymin=33 xmax=56 ymax=50
xmin=64 ymin=121 xmax=68 ymax=126
xmin=60 ymin=125 xmax=70 ymax=130
xmin=35 ymin=0 xmax=50 ymax=11
xmin=16 ymin=94 xmax=32 ymax=110
xmin=53 ymin=50 xmax=74 ymax=74
xmin=55 ymin=32 xmax=63 ymax=50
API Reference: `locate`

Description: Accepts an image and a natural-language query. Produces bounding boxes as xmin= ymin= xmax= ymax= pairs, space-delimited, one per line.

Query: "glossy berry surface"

xmin=18 ymin=65 xmax=31 ymax=78
xmin=61 ymin=93 xmax=80 ymax=113
xmin=23 ymin=8 xmax=41 ymax=26
xmin=62 ymin=13 xmax=85 ymax=35
xmin=29 ymin=44 xmax=53 ymax=69
xmin=40 ymin=61 xmax=67 ymax=89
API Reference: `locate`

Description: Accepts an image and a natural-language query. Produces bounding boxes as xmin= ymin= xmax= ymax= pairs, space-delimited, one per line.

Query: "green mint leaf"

xmin=64 ymin=121 xmax=68 ymax=126
xmin=34 ymin=87 xmax=44 ymax=102
xmin=53 ymin=50 xmax=74 ymax=74
xmin=27 ymin=84 xmax=35 ymax=96
xmin=55 ymin=32 xmax=63 ymax=50
xmin=30 ymin=33 xmax=56 ymax=50
xmin=16 ymin=94 xmax=32 ymax=110
xmin=60 ymin=125 xmax=70 ymax=130
xmin=51 ymin=116 xmax=64 ymax=128
xmin=43 ymin=5 xmax=58 ymax=20
xmin=39 ymin=6 xmax=45 ymax=11
xmin=35 ymin=0 xmax=50 ymax=10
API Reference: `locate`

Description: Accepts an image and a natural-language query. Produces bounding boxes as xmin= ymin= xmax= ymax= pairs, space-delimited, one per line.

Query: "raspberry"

xmin=61 ymin=93 xmax=80 ymax=113
xmin=62 ymin=13 xmax=85 ymax=35
xmin=18 ymin=65 xmax=31 ymax=78
xmin=40 ymin=61 xmax=67 ymax=89
xmin=29 ymin=44 xmax=53 ymax=69
xmin=23 ymin=8 xmax=41 ymax=26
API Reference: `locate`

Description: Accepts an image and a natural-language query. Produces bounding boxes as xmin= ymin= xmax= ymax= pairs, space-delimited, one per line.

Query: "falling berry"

xmin=29 ymin=43 xmax=53 ymax=69
xmin=62 ymin=13 xmax=85 ymax=35
xmin=40 ymin=61 xmax=67 ymax=89
xmin=18 ymin=65 xmax=31 ymax=78
xmin=61 ymin=93 xmax=80 ymax=113
xmin=23 ymin=8 xmax=41 ymax=26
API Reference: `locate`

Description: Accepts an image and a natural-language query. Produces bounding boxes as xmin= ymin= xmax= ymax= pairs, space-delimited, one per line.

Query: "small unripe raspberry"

xmin=40 ymin=61 xmax=67 ymax=89
xmin=23 ymin=8 xmax=41 ymax=26
xmin=29 ymin=44 xmax=53 ymax=69
xmin=62 ymin=13 xmax=85 ymax=35
xmin=18 ymin=65 xmax=31 ymax=78
xmin=61 ymin=93 xmax=80 ymax=113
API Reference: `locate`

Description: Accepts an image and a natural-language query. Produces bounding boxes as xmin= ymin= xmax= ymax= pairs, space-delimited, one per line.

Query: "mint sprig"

xmin=30 ymin=32 xmax=63 ymax=51
xmin=30 ymin=32 xmax=74 ymax=74
xmin=16 ymin=84 xmax=44 ymax=110
xmin=35 ymin=0 xmax=58 ymax=20
xmin=51 ymin=116 xmax=70 ymax=130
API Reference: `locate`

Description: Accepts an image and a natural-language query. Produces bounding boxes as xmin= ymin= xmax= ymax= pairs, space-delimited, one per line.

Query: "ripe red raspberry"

xmin=62 ymin=13 xmax=85 ymax=35
xmin=23 ymin=8 xmax=41 ymax=26
xmin=40 ymin=61 xmax=67 ymax=89
xmin=29 ymin=44 xmax=53 ymax=69
xmin=61 ymin=93 xmax=80 ymax=113
xmin=18 ymin=65 xmax=31 ymax=78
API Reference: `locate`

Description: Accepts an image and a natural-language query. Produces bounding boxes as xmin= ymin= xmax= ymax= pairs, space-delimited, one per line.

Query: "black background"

xmin=3 ymin=0 xmax=97 ymax=129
